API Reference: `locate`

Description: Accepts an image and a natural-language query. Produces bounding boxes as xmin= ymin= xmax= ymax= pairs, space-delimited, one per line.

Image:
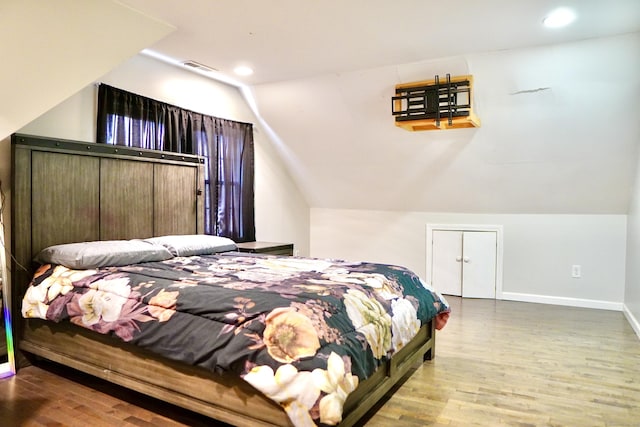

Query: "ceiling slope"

xmin=119 ymin=0 xmax=640 ymax=85
xmin=251 ymin=33 xmax=640 ymax=214
xmin=0 ymin=0 xmax=175 ymax=140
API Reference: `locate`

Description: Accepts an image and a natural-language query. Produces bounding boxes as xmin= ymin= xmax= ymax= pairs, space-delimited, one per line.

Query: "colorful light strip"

xmin=0 ymin=303 xmax=15 ymax=378
xmin=0 ymin=180 xmax=14 ymax=378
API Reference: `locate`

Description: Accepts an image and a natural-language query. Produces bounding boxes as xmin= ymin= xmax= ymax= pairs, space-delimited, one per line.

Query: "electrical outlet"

xmin=571 ymin=265 xmax=581 ymax=278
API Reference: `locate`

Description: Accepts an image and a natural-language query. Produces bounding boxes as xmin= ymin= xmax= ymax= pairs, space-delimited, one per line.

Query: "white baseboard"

xmin=623 ymin=304 xmax=640 ymax=340
xmin=500 ymin=292 xmax=624 ymax=311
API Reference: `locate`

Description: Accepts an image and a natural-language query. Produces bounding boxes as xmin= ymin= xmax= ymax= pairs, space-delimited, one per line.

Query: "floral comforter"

xmin=22 ymin=252 xmax=450 ymax=426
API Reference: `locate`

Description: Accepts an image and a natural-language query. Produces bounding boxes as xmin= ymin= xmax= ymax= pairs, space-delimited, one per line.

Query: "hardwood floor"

xmin=365 ymin=297 xmax=640 ymax=427
xmin=1 ymin=297 xmax=639 ymax=426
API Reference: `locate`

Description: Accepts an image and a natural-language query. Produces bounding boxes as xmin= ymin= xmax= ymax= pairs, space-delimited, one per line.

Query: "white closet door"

xmin=432 ymin=230 xmax=463 ymax=296
xmin=462 ymin=231 xmax=497 ymax=298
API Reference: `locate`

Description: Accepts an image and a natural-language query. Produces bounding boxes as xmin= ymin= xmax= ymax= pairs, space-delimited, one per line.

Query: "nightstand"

xmin=235 ymin=241 xmax=294 ymax=256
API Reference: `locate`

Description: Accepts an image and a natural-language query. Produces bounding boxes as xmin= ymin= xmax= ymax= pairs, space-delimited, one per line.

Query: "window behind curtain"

xmin=96 ymin=84 xmax=255 ymax=242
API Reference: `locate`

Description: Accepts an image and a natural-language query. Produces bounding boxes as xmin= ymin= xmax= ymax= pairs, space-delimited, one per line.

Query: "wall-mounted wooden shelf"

xmin=392 ymin=74 xmax=480 ymax=131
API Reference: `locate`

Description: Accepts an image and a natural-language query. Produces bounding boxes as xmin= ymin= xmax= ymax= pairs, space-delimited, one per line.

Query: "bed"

xmin=11 ymin=134 xmax=450 ymax=427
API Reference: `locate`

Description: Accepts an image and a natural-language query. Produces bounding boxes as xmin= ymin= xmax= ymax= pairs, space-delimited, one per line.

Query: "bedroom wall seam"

xmin=623 ymin=304 xmax=640 ymax=340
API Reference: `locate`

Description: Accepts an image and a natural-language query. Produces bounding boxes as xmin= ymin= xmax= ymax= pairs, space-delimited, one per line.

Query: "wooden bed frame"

xmin=11 ymin=134 xmax=437 ymax=426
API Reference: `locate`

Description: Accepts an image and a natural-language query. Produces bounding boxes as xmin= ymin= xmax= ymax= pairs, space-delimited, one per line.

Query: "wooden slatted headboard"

xmin=11 ymin=133 xmax=205 ymax=308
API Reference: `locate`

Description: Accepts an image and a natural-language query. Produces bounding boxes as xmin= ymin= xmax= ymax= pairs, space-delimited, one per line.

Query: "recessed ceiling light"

xmin=543 ymin=7 xmax=576 ymax=28
xmin=234 ymin=65 xmax=254 ymax=76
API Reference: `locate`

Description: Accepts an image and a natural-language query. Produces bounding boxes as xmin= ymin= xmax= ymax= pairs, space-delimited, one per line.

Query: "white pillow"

xmin=34 ymin=240 xmax=173 ymax=269
xmin=144 ymin=234 xmax=237 ymax=257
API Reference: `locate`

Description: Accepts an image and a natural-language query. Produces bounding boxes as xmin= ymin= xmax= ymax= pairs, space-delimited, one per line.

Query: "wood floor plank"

xmin=1 ymin=297 xmax=638 ymax=426
xmin=376 ymin=297 xmax=640 ymax=426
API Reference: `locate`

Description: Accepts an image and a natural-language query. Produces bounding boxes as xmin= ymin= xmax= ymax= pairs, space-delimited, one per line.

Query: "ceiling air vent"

xmin=182 ymin=60 xmax=217 ymax=73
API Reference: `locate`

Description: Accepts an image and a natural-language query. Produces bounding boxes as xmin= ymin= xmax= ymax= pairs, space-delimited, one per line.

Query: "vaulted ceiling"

xmin=117 ymin=0 xmax=640 ymax=214
xmin=5 ymin=1 xmax=640 ymax=214
xmin=119 ymin=0 xmax=640 ymax=85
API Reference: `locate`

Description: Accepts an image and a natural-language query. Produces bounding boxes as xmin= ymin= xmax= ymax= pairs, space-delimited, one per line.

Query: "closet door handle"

xmin=463 ymin=257 xmax=470 ymax=263
xmin=455 ymin=256 xmax=462 ymax=262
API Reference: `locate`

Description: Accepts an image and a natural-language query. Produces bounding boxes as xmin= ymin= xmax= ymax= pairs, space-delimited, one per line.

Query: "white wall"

xmin=5 ymin=54 xmax=310 ymax=256
xmin=311 ymin=209 xmax=626 ymax=310
xmin=625 ymin=144 xmax=640 ymax=335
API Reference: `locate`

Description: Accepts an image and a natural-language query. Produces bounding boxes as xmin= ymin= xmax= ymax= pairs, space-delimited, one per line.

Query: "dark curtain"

xmin=216 ymin=119 xmax=255 ymax=243
xmin=96 ymin=84 xmax=255 ymax=242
